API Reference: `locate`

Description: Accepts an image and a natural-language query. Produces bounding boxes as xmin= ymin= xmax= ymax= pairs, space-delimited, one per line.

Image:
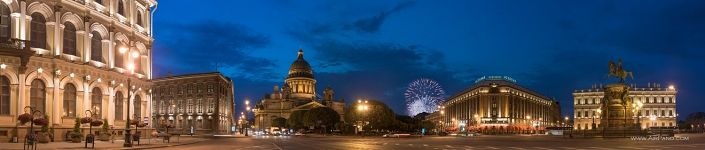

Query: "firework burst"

xmin=404 ymin=78 xmax=445 ymax=116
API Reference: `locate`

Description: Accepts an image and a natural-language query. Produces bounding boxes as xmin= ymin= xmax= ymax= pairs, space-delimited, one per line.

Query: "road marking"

xmin=485 ymin=146 xmax=500 ymax=149
xmin=263 ymin=140 xmax=283 ymax=150
xmin=558 ymin=147 xmax=585 ymax=150
xmin=507 ymin=147 xmax=526 ymax=150
xmin=383 ymin=143 xmax=388 ymax=145
xmin=395 ymin=143 xmax=400 ymax=146
xmin=423 ymin=144 xmax=429 ymax=147
xmin=617 ymin=147 xmax=644 ymax=150
xmin=408 ymin=144 xmax=413 ymax=146
xmin=531 ymin=147 xmax=555 ymax=150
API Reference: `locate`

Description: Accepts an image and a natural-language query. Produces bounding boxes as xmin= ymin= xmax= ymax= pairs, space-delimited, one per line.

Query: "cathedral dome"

xmin=287 ymin=49 xmax=314 ymax=79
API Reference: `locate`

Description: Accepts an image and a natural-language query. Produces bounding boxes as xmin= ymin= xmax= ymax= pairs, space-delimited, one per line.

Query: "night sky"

xmin=152 ymin=0 xmax=705 ymax=120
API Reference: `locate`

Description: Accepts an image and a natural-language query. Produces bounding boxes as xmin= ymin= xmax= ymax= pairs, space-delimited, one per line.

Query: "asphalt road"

xmin=153 ymin=133 xmax=705 ymax=150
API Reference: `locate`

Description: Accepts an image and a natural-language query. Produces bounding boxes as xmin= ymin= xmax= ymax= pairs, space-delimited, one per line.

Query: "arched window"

xmin=117 ymin=0 xmax=125 ymax=16
xmin=0 ymin=76 xmax=10 ymax=115
xmin=90 ymin=31 xmax=103 ymax=62
xmin=115 ymin=91 xmax=123 ymax=120
xmin=30 ymin=13 xmax=46 ymax=49
xmin=63 ymin=84 xmax=77 ymax=118
xmin=30 ymin=79 xmax=46 ymax=112
xmin=114 ymin=43 xmax=125 ymax=68
xmin=136 ymin=11 xmax=143 ymax=26
xmin=134 ymin=95 xmax=141 ymax=118
xmin=63 ymin=23 xmax=77 ymax=56
xmin=0 ymin=3 xmax=10 ymax=42
xmin=91 ymin=87 xmax=102 ymax=118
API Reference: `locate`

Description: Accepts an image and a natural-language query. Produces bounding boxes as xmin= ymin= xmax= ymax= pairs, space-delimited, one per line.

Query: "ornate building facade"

xmin=0 ymin=0 xmax=156 ymax=142
xmin=253 ymin=49 xmax=345 ymax=132
xmin=434 ymin=76 xmax=561 ymax=134
xmin=573 ymin=83 xmax=677 ymax=130
xmin=152 ymin=72 xmax=234 ymax=135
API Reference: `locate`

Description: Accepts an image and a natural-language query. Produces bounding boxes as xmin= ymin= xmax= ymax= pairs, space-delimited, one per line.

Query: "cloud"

xmin=344 ymin=1 xmax=416 ymax=33
xmin=284 ymin=2 xmax=475 ymax=113
xmin=153 ymin=21 xmax=277 ymax=80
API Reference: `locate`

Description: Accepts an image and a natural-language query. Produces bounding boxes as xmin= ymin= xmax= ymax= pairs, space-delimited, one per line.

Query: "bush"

xmin=71 ymin=118 xmax=82 ymax=138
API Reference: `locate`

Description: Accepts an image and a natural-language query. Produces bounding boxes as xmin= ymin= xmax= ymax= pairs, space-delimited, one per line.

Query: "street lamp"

xmin=356 ymin=100 xmax=369 ymax=136
xmin=632 ymin=101 xmax=643 ymax=129
xmin=592 ymin=108 xmax=601 ymax=130
xmin=119 ymin=45 xmax=140 ymax=148
xmin=243 ymin=99 xmax=251 ymax=136
xmin=526 ymin=115 xmax=531 ymax=134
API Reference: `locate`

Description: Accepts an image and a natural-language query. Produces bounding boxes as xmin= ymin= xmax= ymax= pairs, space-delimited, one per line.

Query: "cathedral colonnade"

xmin=0 ymin=0 xmax=157 ymax=142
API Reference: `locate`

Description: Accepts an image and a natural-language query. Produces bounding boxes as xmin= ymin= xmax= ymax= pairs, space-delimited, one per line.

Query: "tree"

xmin=272 ymin=117 xmax=287 ymax=129
xmin=344 ymin=100 xmax=397 ymax=132
xmin=684 ymin=112 xmax=705 ymax=130
xmin=303 ymin=107 xmax=340 ymax=133
xmin=288 ymin=110 xmax=308 ymax=130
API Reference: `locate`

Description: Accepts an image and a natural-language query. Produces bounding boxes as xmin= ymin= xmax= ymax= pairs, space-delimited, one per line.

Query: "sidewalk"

xmin=0 ymin=136 xmax=208 ymax=150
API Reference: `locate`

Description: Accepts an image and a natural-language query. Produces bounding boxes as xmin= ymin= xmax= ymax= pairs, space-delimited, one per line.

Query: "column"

xmin=54 ymin=8 xmax=62 ymax=56
xmin=83 ymin=82 xmax=89 ymax=112
xmin=84 ymin=20 xmax=91 ymax=62
xmin=17 ymin=74 xmax=25 ymax=116
xmin=108 ymin=88 xmax=115 ymax=125
xmin=19 ymin=1 xmax=27 ymax=40
xmin=108 ymin=32 xmax=115 ymax=68
xmin=52 ymin=75 xmax=60 ymax=124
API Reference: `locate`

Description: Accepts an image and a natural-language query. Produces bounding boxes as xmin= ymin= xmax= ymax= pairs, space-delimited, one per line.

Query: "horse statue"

xmin=608 ymin=59 xmax=634 ymax=83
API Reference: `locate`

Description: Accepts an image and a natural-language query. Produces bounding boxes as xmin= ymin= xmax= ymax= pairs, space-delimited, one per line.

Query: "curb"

xmin=112 ymin=139 xmax=208 ymax=150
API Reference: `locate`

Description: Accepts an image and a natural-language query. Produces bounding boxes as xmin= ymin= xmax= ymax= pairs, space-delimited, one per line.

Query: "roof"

xmin=287 ymin=49 xmax=314 ymax=79
xmin=447 ymin=76 xmax=554 ymax=103
xmin=153 ymin=72 xmax=231 ymax=83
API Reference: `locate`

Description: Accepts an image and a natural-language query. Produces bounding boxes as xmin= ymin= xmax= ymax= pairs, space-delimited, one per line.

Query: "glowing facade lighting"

xmin=0 ymin=64 xmax=6 ymax=69
xmin=37 ymin=68 xmax=43 ymax=73
xmin=119 ymin=47 xmax=128 ymax=53
xmin=131 ymin=51 xmax=140 ymax=58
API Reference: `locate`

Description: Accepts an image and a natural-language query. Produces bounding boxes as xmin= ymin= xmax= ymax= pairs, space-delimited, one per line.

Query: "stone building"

xmin=0 ymin=0 xmax=156 ymax=142
xmin=253 ymin=49 xmax=345 ymax=132
xmin=573 ymin=83 xmax=677 ymax=130
xmin=435 ymin=76 xmax=561 ymax=134
xmin=152 ymin=72 xmax=234 ymax=135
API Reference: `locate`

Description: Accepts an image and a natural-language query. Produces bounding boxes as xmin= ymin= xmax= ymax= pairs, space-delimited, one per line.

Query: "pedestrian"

xmin=111 ymin=131 xmax=116 ymax=143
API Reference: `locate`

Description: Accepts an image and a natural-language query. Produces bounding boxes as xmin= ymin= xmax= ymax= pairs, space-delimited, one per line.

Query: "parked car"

xmin=383 ymin=133 xmax=411 ymax=138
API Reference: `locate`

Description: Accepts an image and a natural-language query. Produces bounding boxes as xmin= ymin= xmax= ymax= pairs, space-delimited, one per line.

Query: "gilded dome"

xmin=287 ymin=49 xmax=314 ymax=79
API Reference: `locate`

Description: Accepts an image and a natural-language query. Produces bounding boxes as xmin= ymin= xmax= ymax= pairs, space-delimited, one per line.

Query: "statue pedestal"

xmin=599 ymin=83 xmax=641 ymax=137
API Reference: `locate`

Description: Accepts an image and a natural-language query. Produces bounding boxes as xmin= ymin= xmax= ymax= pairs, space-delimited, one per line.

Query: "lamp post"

xmin=84 ymin=109 xmax=98 ymax=148
xmin=526 ymin=115 xmax=531 ymax=134
xmin=440 ymin=106 xmax=445 ymax=134
xmin=632 ymin=101 xmax=643 ymax=129
xmin=473 ymin=114 xmax=479 ymax=133
xmin=537 ymin=118 xmax=543 ymax=135
xmin=22 ymin=106 xmax=43 ymax=150
xmin=118 ymin=45 xmax=141 ymax=147
xmin=243 ymin=100 xmax=251 ymax=136
xmin=356 ymin=100 xmax=369 ymax=136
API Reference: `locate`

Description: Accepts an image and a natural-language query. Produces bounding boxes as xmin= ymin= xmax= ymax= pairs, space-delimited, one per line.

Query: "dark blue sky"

xmin=152 ymin=0 xmax=705 ymax=119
